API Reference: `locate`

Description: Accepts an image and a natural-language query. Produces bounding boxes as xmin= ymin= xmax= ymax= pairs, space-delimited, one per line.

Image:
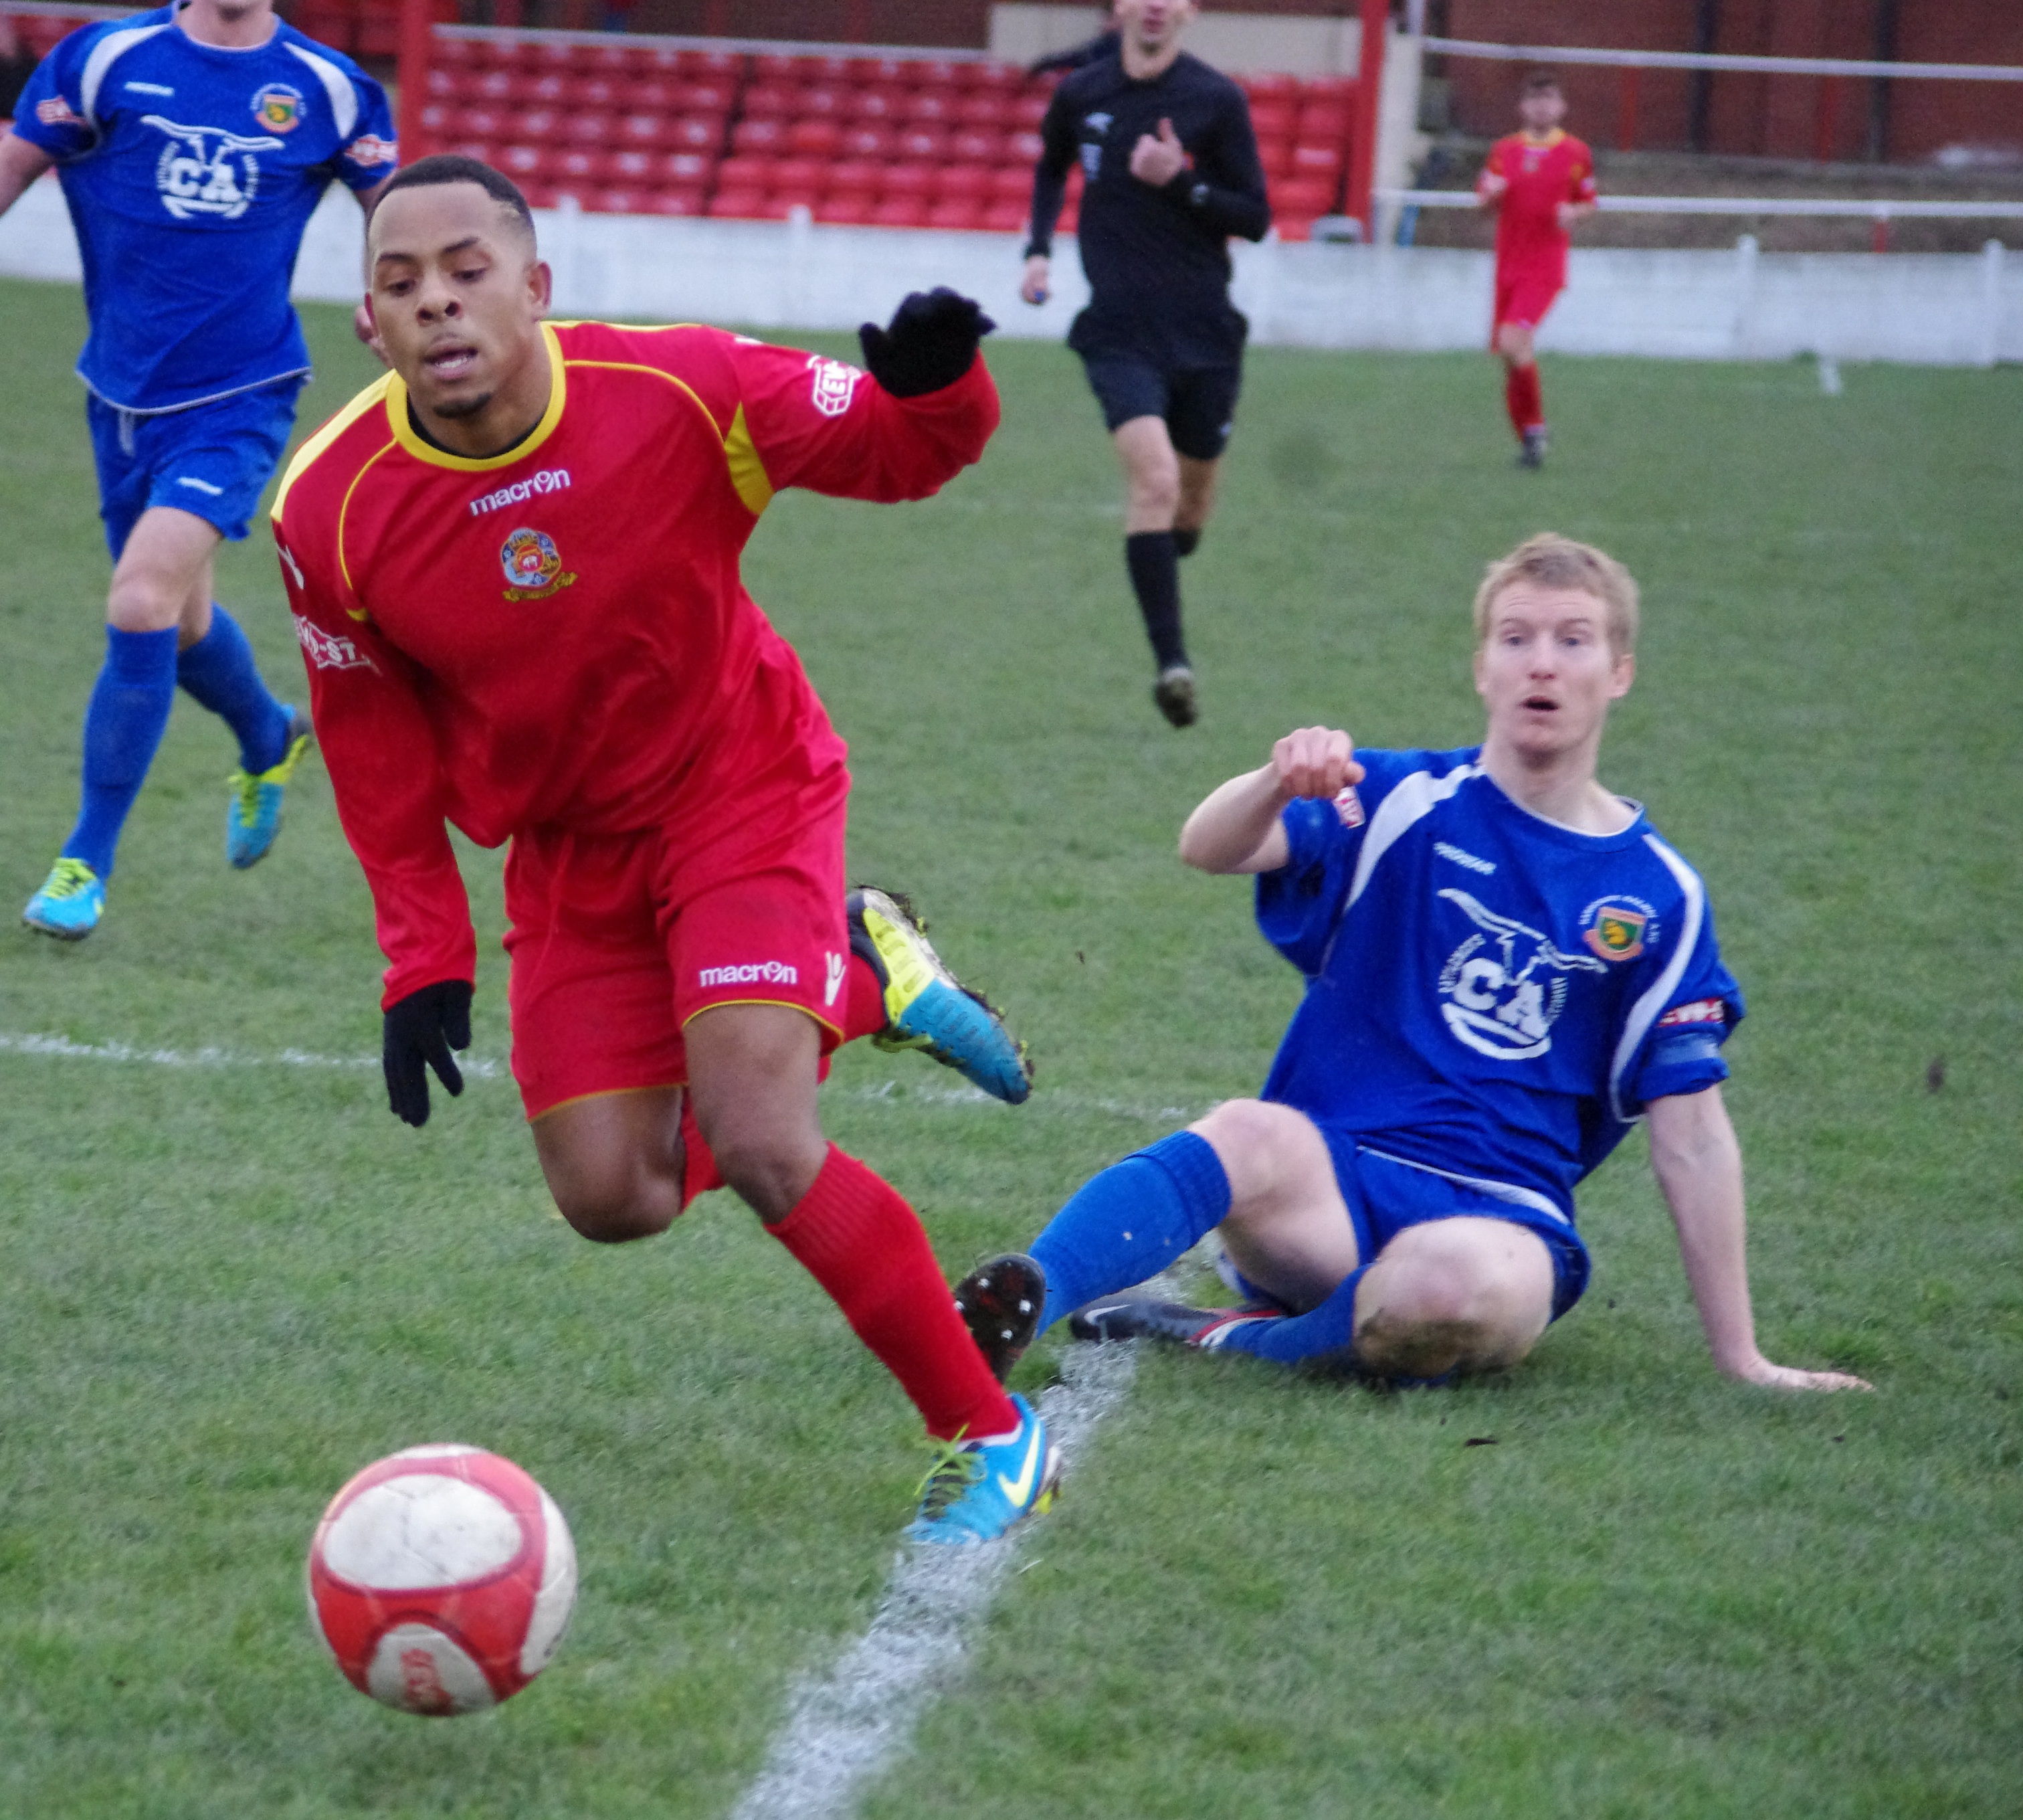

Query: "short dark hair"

xmin=1521 ymin=69 xmax=1562 ymax=95
xmin=373 ymin=153 xmax=536 ymax=240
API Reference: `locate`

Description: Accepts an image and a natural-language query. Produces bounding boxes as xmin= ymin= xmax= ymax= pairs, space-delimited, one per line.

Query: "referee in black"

xmin=1022 ymin=0 xmax=1270 ymax=728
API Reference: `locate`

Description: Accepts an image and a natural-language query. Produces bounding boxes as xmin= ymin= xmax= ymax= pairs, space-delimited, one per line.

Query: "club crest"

xmin=498 ymin=527 xmax=578 ymax=601
xmin=252 ymin=83 xmax=304 ymax=132
xmin=1581 ymin=897 xmax=1654 ymax=962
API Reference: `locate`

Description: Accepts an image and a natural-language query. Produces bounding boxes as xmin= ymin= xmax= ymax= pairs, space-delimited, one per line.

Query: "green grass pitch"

xmin=1 ymin=273 xmax=2019 ymax=1819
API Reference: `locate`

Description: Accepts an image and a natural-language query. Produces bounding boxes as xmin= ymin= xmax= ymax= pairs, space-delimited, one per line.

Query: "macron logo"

xmin=470 ymin=468 xmax=571 ymax=517
xmin=698 ymin=961 xmax=799 ymax=988
xmin=1436 ymin=841 xmax=1497 ymax=875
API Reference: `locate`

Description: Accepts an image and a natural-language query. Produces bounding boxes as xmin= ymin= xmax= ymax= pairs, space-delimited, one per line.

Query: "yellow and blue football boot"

xmin=904 ymin=1394 xmax=1060 ymax=1546
xmin=225 ymin=707 xmax=313 ymax=869
xmin=848 ymin=887 xmax=1031 ymax=1103
xmin=21 ymin=858 xmax=106 ymax=940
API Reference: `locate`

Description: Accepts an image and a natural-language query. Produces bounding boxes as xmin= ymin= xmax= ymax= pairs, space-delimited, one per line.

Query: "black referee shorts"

xmin=1077 ymin=349 xmax=1243 ymax=462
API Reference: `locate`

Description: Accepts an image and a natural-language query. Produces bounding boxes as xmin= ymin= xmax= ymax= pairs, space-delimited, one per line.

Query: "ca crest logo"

xmin=1436 ymin=887 xmax=1606 ymax=1061
xmin=142 ymin=115 xmax=281 ymax=219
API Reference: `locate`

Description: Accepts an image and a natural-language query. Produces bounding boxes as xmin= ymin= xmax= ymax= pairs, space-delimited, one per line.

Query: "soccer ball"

xmin=306 ymin=1444 xmax=577 ymax=1715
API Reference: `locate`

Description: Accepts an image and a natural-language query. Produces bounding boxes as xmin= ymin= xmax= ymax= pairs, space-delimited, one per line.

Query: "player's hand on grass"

xmin=1020 ymin=255 xmax=1051 ymax=306
xmin=1131 ymin=117 xmax=1189 ymax=187
xmin=382 ymin=980 xmax=474 ymax=1127
xmin=858 ymin=288 xmax=996 ymax=397
xmin=1725 ymin=1352 xmax=1873 ymax=1393
xmin=1271 ymin=726 xmax=1365 ymax=803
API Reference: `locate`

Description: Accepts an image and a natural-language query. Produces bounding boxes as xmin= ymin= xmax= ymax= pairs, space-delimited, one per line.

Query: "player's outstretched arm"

xmin=1646 ymin=1087 xmax=1872 ymax=1392
xmin=0 ymin=132 xmax=55 ymax=218
xmin=1179 ymin=727 xmax=1364 ymax=875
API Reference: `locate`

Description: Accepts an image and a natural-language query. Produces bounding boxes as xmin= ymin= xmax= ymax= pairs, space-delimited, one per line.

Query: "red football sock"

xmin=1506 ymin=362 xmax=1544 ymax=437
xmin=769 ymin=1146 xmax=1018 ymax=1441
xmin=840 ymin=948 xmax=887 ymax=1044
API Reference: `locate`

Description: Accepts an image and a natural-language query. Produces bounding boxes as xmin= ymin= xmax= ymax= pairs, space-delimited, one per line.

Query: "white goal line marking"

xmin=0 ymin=1030 xmax=1203 ymax=1123
xmin=729 ymin=1340 xmax=1140 ymax=1820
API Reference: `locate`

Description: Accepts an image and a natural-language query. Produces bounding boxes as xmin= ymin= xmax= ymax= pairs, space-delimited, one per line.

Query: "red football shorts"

xmin=1492 ymin=266 xmax=1563 ymax=337
xmin=502 ymin=776 xmax=851 ymax=1127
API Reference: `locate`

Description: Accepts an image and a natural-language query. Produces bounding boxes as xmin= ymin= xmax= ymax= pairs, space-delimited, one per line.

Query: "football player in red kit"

xmin=1476 ymin=72 xmax=1597 ymax=467
xmin=273 ymin=155 xmax=1054 ymax=1545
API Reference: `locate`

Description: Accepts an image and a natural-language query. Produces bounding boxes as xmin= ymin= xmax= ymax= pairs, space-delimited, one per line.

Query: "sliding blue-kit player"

xmin=1 ymin=0 xmax=396 ymax=937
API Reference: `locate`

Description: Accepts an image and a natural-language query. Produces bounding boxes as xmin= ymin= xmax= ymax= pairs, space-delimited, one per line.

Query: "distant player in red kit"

xmin=1476 ymin=72 xmax=1597 ymax=468
xmin=274 ymin=155 xmax=1056 ymax=1545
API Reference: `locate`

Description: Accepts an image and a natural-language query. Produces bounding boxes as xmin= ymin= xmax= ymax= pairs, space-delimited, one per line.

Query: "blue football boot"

xmin=849 ymin=887 xmax=1032 ymax=1104
xmin=225 ymin=707 xmax=313 ymax=869
xmin=904 ymin=1394 xmax=1060 ymax=1546
xmin=21 ymin=858 xmax=106 ymax=940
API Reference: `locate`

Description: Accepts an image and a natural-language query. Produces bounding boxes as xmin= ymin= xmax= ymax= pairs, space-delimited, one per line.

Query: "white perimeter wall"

xmin=5 ymin=173 xmax=2019 ymax=366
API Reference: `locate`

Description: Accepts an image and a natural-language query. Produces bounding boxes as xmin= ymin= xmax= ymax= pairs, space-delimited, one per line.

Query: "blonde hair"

xmin=1473 ymin=532 xmax=1639 ymax=655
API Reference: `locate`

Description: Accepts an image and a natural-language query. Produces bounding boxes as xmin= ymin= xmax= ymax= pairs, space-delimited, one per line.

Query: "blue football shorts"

xmin=87 ymin=377 xmax=308 ymax=561
xmin=1076 ymin=348 xmax=1242 ymax=461
xmin=1219 ymin=1132 xmax=1591 ymax=1322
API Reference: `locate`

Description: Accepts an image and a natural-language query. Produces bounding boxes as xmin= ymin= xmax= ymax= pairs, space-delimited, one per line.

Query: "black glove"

xmin=382 ymin=979 xmax=473 ymax=1127
xmin=858 ymin=288 xmax=995 ymax=398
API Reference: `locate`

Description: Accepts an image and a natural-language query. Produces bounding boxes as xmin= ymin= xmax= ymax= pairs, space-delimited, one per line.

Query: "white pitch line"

xmin=0 ymin=1031 xmax=1201 ymax=1121
xmin=728 ymin=1340 xmax=1139 ymax=1820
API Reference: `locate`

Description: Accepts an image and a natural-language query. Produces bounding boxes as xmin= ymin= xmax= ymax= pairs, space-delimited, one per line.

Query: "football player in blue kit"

xmin=957 ymin=534 xmax=1869 ymax=1394
xmin=0 ymin=0 xmax=395 ymax=939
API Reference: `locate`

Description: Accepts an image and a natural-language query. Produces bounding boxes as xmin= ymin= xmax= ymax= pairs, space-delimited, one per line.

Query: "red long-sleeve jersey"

xmin=1479 ymin=129 xmax=1597 ymax=289
xmin=271 ymin=321 xmax=999 ymax=1006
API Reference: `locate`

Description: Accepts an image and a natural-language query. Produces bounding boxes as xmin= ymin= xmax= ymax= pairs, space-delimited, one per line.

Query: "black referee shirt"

xmin=1028 ymin=50 xmax=1272 ymax=366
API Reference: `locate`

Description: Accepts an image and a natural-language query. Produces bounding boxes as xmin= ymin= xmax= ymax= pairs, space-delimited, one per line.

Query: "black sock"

xmin=1125 ymin=531 xmax=1187 ymax=670
xmin=1173 ymin=527 xmax=1201 ymax=558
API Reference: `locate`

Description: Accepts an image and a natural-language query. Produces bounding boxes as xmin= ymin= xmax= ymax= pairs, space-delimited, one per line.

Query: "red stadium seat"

xmin=927 ymin=198 xmax=983 ymax=231
xmin=666 ymin=116 xmax=728 ymax=152
xmin=948 ymin=130 xmax=1002 ymax=164
xmin=494 ymin=143 xmax=551 ymax=180
xmin=741 ymin=83 xmax=797 ymax=118
xmin=981 ymin=199 xmax=1028 ymax=233
xmin=769 ymin=157 xmax=824 ymax=199
xmin=870 ymin=198 xmax=931 ymax=228
xmin=816 ymin=196 xmax=876 ymax=225
xmin=717 ymin=155 xmax=778 ymax=191
xmin=707 ymin=189 xmax=769 ymax=219
xmin=954 ymin=93 xmax=1011 ymax=129
xmin=894 ymin=128 xmax=948 ymax=161
xmin=787 ymin=120 xmax=843 ymax=157
xmin=731 ymin=117 xmax=786 ymax=153
xmin=880 ymin=163 xmax=936 ymax=199
xmin=1273 ymin=177 xmax=1336 ymax=217
xmin=937 ymin=164 xmax=995 ymax=201
xmin=840 ymin=126 xmax=896 ymax=160
xmin=1249 ymin=100 xmax=1296 ymax=141
xmin=850 ymin=89 xmax=905 ymax=122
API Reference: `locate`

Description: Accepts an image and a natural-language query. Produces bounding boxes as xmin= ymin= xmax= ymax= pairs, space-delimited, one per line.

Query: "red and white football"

xmin=306 ymin=1444 xmax=577 ymax=1715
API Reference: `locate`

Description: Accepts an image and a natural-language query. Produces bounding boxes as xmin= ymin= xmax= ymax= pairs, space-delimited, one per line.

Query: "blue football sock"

xmin=62 ymin=625 xmax=181 ymax=879
xmin=177 ymin=605 xmax=290 ymax=773
xmin=1215 ymin=1263 xmax=1371 ymax=1369
xmin=1032 ymin=1130 xmax=1232 ymax=1332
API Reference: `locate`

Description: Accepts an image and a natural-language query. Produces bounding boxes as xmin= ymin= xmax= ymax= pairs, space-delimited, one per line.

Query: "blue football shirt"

xmin=1255 ymin=746 xmax=1743 ymax=1226
xmin=15 ymin=3 xmax=395 ymax=413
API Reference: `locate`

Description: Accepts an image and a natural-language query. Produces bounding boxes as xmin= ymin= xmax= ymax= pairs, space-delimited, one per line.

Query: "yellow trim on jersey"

xmin=563 ymin=353 xmax=774 ymax=518
xmin=336 ymin=439 xmax=401 ymax=612
xmin=385 ymin=321 xmax=570 ymax=472
xmin=722 ymin=403 xmax=773 ymax=515
xmin=270 ymin=372 xmax=397 ymax=525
